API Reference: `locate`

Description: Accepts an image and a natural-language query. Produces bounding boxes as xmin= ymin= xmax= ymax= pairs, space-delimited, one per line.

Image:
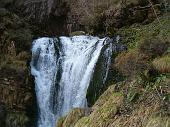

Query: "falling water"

xmin=31 ymin=36 xmax=113 ymax=127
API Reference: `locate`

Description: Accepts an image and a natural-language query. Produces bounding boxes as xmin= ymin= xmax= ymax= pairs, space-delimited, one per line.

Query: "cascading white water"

xmin=31 ymin=38 xmax=58 ymax=127
xmin=31 ymin=36 xmax=112 ymax=127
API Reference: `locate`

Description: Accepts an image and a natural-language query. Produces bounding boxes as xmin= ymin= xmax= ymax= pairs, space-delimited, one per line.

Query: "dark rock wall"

xmin=2 ymin=0 xmax=166 ymax=36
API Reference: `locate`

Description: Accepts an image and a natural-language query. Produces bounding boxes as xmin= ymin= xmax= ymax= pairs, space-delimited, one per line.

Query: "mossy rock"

xmin=57 ymin=108 xmax=86 ymax=127
xmin=74 ymin=92 xmax=123 ymax=127
xmin=92 ymin=85 xmax=116 ymax=110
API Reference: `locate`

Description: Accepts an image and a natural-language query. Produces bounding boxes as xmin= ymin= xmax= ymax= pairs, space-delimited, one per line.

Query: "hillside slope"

xmin=57 ymin=13 xmax=170 ymax=127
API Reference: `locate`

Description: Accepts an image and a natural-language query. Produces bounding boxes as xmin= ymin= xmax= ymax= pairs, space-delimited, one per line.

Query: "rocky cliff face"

xmin=2 ymin=0 xmax=165 ymax=35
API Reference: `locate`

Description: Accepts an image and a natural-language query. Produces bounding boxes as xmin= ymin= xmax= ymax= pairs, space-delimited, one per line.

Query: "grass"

xmin=153 ymin=55 xmax=170 ymax=73
xmin=0 ymin=55 xmax=27 ymax=71
xmin=116 ymin=12 xmax=170 ymax=49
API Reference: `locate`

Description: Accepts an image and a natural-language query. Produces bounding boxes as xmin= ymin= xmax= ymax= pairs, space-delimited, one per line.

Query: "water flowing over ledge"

xmin=30 ymin=36 xmax=113 ymax=127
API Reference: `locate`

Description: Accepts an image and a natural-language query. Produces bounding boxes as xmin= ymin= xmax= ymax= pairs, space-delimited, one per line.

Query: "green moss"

xmin=60 ymin=108 xmax=85 ymax=127
xmin=116 ymin=13 xmax=170 ymax=50
xmin=92 ymin=85 xmax=116 ymax=110
xmin=74 ymin=117 xmax=90 ymax=127
xmin=74 ymin=91 xmax=123 ymax=127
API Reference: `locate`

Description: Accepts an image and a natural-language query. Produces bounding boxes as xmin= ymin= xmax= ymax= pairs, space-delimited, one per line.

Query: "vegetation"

xmin=114 ymin=50 xmax=150 ymax=77
xmin=58 ymin=11 xmax=170 ymax=127
xmin=0 ymin=0 xmax=170 ymax=127
xmin=6 ymin=112 xmax=29 ymax=127
xmin=153 ymin=55 xmax=170 ymax=73
xmin=116 ymin=12 xmax=170 ymax=49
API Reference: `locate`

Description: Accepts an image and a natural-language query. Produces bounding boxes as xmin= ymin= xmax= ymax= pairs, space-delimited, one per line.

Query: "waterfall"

xmin=31 ymin=36 xmax=113 ymax=127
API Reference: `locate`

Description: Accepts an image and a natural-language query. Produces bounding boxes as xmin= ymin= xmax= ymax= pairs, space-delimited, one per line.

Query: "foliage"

xmin=114 ymin=50 xmax=150 ymax=77
xmin=139 ymin=38 xmax=170 ymax=59
xmin=6 ymin=112 xmax=29 ymax=127
xmin=152 ymin=55 xmax=170 ymax=73
xmin=127 ymin=89 xmax=139 ymax=102
xmin=116 ymin=13 xmax=170 ymax=49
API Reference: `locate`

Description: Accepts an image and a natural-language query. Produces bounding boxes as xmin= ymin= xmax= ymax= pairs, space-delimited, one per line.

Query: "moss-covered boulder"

xmin=74 ymin=92 xmax=124 ymax=127
xmin=57 ymin=108 xmax=86 ymax=127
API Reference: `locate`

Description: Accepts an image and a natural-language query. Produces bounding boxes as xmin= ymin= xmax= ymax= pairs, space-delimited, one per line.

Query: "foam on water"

xmin=31 ymin=36 xmax=112 ymax=127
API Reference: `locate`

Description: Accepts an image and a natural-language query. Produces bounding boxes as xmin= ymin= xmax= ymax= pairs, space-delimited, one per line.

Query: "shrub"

xmin=6 ymin=112 xmax=29 ymax=127
xmin=114 ymin=50 xmax=150 ymax=77
xmin=139 ymin=38 xmax=170 ymax=59
xmin=152 ymin=55 xmax=170 ymax=73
